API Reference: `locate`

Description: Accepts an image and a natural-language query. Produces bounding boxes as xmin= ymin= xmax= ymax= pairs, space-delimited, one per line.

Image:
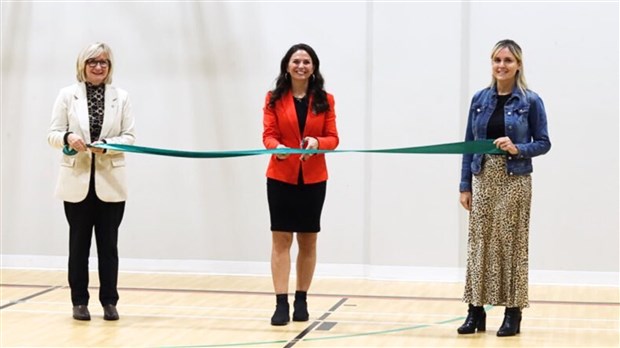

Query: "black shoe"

xmin=292 ymin=300 xmax=309 ymax=321
xmin=292 ymin=291 xmax=309 ymax=322
xmin=497 ymin=307 xmax=521 ymax=337
xmin=457 ymin=304 xmax=486 ymax=334
xmin=72 ymin=305 xmax=91 ymax=321
xmin=270 ymin=303 xmax=290 ymax=326
xmin=103 ymin=304 xmax=119 ymax=321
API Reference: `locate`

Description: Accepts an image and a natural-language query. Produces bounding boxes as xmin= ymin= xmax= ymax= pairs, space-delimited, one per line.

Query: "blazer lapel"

xmin=302 ymin=94 xmax=316 ymax=137
xmin=282 ymin=91 xmax=302 ymax=142
xmin=73 ymin=83 xmax=91 ymax=143
xmin=100 ymin=86 xmax=118 ymax=139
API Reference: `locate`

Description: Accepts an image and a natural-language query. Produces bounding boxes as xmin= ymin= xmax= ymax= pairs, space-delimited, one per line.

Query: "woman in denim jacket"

xmin=457 ymin=39 xmax=551 ymax=337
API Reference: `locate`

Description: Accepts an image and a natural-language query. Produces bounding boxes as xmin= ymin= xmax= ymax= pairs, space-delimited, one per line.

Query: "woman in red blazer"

xmin=262 ymin=43 xmax=339 ymax=325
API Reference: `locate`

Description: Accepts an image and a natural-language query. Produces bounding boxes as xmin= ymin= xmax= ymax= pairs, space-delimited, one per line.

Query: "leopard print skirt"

xmin=463 ymin=155 xmax=532 ymax=308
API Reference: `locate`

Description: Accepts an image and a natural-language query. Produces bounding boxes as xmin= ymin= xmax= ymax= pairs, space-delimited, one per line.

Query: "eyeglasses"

xmin=86 ymin=59 xmax=110 ymax=68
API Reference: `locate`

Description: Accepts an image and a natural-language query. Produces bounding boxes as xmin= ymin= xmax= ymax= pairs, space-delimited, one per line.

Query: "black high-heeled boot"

xmin=292 ymin=291 xmax=309 ymax=321
xmin=270 ymin=294 xmax=290 ymax=326
xmin=497 ymin=307 xmax=522 ymax=337
xmin=457 ymin=304 xmax=486 ymax=334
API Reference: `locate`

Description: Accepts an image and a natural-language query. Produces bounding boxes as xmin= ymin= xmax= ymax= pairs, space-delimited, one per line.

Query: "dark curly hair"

xmin=268 ymin=43 xmax=329 ymax=114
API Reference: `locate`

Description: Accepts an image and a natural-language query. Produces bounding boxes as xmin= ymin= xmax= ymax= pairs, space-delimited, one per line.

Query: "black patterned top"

xmin=86 ymin=82 xmax=105 ymax=141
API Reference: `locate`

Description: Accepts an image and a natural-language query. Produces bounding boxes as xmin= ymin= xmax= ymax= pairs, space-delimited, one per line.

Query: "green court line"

xmin=159 ymin=339 xmax=288 ymax=348
xmin=304 ymin=305 xmax=494 ymax=342
xmin=160 ymin=305 xmax=494 ymax=348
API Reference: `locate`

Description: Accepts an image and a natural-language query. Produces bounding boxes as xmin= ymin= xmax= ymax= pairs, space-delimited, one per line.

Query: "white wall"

xmin=1 ymin=1 xmax=618 ymax=285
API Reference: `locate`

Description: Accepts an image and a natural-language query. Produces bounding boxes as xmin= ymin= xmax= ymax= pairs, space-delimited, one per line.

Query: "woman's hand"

xmin=460 ymin=191 xmax=472 ymax=211
xmin=493 ymin=136 xmax=519 ymax=155
xmin=89 ymin=141 xmax=106 ymax=154
xmin=300 ymin=137 xmax=318 ymax=161
xmin=67 ymin=133 xmax=88 ymax=152
xmin=275 ymin=144 xmax=289 ymax=160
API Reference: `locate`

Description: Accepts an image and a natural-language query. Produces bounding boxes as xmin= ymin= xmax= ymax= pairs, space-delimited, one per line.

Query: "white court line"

xmin=12 ymin=300 xmax=620 ymax=324
xmin=1 ymin=308 xmax=269 ymax=322
xmin=20 ymin=300 xmax=280 ymax=314
xmin=3 ymin=307 xmax=618 ymax=332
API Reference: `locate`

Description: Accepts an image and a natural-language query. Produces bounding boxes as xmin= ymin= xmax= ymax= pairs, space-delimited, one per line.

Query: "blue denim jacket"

xmin=459 ymin=86 xmax=551 ymax=192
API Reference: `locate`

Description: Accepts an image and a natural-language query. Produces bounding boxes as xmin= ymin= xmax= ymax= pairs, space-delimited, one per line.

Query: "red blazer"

xmin=263 ymin=90 xmax=339 ymax=185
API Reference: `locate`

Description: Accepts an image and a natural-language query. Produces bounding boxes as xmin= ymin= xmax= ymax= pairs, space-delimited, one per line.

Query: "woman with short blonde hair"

xmin=48 ymin=42 xmax=135 ymax=322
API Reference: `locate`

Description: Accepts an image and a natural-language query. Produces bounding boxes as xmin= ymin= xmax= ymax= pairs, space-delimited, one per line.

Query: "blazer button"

xmin=508 ymin=111 xmax=512 ymax=115
xmin=509 ymin=172 xmax=514 ymax=175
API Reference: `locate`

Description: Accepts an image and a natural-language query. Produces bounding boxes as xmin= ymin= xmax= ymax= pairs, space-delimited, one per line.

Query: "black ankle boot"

xmin=270 ymin=294 xmax=290 ymax=326
xmin=497 ymin=307 xmax=522 ymax=337
xmin=292 ymin=291 xmax=309 ymax=321
xmin=457 ymin=304 xmax=486 ymax=334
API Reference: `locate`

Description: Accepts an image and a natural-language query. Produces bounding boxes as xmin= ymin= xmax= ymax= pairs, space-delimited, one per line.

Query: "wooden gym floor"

xmin=1 ymin=268 xmax=618 ymax=347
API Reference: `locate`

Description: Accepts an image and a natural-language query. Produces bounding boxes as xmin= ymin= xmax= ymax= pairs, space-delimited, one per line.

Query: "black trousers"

xmin=64 ymin=180 xmax=125 ymax=306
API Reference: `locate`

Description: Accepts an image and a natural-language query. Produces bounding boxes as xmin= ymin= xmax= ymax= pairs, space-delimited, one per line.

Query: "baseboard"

xmin=1 ymin=254 xmax=618 ymax=286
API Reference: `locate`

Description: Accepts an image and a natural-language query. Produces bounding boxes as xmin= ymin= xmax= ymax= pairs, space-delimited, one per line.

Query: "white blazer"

xmin=48 ymin=83 xmax=136 ymax=203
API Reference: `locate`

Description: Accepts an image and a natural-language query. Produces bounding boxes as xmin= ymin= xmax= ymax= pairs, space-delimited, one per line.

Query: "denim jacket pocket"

xmin=506 ymin=106 xmax=530 ymax=142
xmin=471 ymin=103 xmax=486 ymax=117
xmin=516 ymin=107 xmax=529 ymax=119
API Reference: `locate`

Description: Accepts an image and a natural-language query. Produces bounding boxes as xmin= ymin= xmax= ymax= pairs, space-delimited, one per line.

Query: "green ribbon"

xmin=73 ymin=139 xmax=504 ymax=158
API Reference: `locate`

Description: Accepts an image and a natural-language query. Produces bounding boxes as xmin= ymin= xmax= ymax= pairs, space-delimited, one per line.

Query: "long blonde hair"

xmin=489 ymin=39 xmax=527 ymax=94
